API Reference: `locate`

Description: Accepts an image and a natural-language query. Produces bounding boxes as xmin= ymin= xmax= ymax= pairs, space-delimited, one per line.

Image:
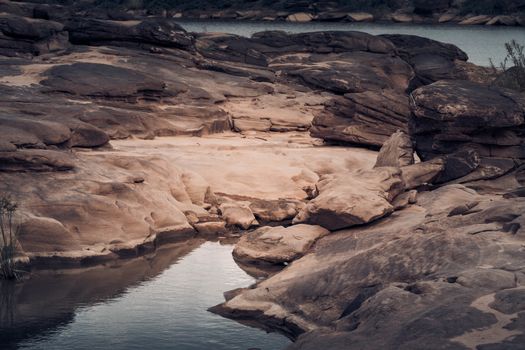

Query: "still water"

xmin=0 ymin=241 xmax=289 ymax=350
xmin=177 ymin=20 xmax=525 ymax=66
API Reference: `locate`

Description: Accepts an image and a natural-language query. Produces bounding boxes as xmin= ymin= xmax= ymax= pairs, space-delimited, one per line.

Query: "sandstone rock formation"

xmin=293 ymin=167 xmax=405 ymax=230
xmin=219 ymin=203 xmax=259 ymax=230
xmin=0 ymin=4 xmax=524 ymax=349
xmin=410 ymin=80 xmax=524 ymax=182
xmin=214 ymin=183 xmax=525 ymax=349
xmin=310 ymin=90 xmax=412 ymax=147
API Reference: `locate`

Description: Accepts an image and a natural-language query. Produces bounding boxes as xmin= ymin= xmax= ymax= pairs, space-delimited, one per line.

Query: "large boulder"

xmin=219 ymin=203 xmax=259 ymax=229
xmin=0 ymin=151 xmax=218 ymax=262
xmin=233 ymin=224 xmax=329 ymax=264
xmin=410 ymin=80 xmax=525 ymax=161
xmin=249 ymin=199 xmax=306 ymax=223
xmin=293 ymin=167 xmax=405 ymax=230
xmin=411 ymin=80 xmax=524 ymax=128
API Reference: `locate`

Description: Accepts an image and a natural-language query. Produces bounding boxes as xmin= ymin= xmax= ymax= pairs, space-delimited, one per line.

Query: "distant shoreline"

xmin=145 ymin=10 xmax=525 ymax=27
xmin=171 ymin=16 xmax=525 ymax=27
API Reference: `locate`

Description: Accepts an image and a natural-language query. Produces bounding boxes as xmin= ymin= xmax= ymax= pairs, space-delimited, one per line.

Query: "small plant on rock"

xmin=0 ymin=195 xmax=20 ymax=280
xmin=490 ymin=40 xmax=525 ymax=92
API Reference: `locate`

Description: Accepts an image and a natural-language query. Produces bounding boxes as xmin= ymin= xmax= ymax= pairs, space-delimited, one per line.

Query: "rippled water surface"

xmin=0 ymin=241 xmax=289 ymax=350
xmin=177 ymin=20 xmax=525 ymax=66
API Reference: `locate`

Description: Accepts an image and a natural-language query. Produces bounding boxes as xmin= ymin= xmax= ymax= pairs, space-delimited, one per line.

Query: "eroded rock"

xmin=215 ymin=185 xmax=525 ymax=349
xmin=219 ymin=202 xmax=259 ymax=229
xmin=311 ymin=90 xmax=411 ymax=147
xmin=293 ymin=167 xmax=405 ymax=230
xmin=381 ymin=34 xmax=469 ymax=86
xmin=410 ymin=80 xmax=525 ymax=171
xmin=233 ymin=224 xmax=329 ymax=264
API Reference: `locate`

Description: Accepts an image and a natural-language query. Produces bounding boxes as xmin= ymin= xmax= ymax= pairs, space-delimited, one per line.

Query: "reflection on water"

xmin=0 ymin=241 xmax=290 ymax=350
xmin=176 ymin=19 xmax=525 ymax=66
xmin=0 ymin=283 xmax=15 ymax=334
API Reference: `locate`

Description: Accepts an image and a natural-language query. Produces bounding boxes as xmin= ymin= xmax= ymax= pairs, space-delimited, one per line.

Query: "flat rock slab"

xmin=112 ymin=133 xmax=377 ymax=202
xmin=41 ymin=62 xmax=166 ymax=98
xmin=233 ymin=224 xmax=329 ymax=264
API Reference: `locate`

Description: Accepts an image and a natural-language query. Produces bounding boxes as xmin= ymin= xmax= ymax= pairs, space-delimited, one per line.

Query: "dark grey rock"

xmin=66 ymin=17 xmax=194 ymax=50
xmin=0 ymin=13 xmax=68 ymax=57
xmin=41 ymin=62 xmax=167 ymax=99
xmin=490 ymin=289 xmax=525 ymax=314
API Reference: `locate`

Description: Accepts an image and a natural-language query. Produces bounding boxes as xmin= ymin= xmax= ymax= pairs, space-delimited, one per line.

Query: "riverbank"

xmin=12 ymin=0 xmax=523 ymax=27
xmin=169 ymin=9 xmax=525 ymax=27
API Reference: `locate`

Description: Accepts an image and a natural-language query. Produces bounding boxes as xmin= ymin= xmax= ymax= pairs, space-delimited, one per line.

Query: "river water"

xmin=177 ymin=20 xmax=525 ymax=66
xmin=0 ymin=241 xmax=289 ymax=350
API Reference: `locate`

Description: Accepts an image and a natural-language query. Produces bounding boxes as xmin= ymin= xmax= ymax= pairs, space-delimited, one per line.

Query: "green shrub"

xmin=491 ymin=40 xmax=525 ymax=92
xmin=0 ymin=195 xmax=20 ymax=280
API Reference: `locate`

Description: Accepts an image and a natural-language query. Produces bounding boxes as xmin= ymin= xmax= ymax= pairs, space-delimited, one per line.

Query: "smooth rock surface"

xmin=293 ymin=167 xmax=405 ymax=230
xmin=233 ymin=224 xmax=329 ymax=264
